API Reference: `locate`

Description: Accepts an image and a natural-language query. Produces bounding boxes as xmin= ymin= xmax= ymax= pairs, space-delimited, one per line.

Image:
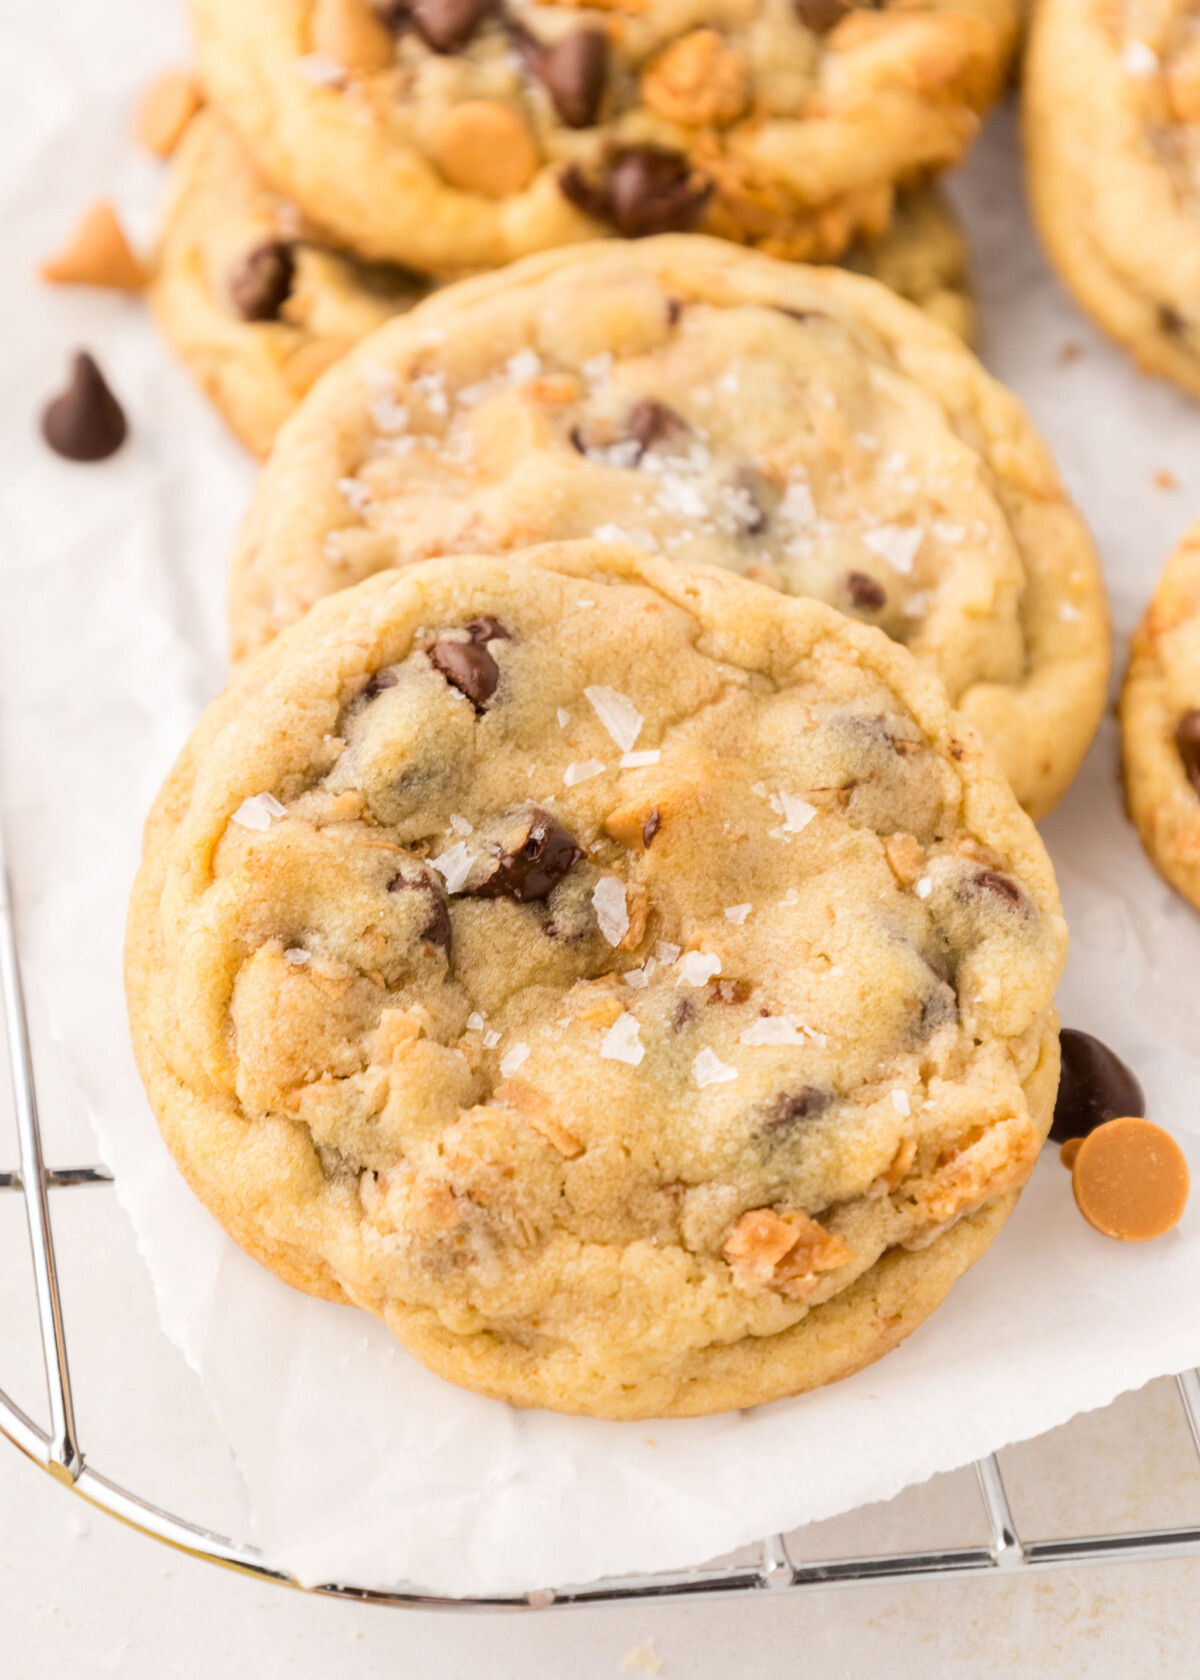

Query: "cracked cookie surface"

xmin=1026 ymin=0 xmax=1200 ymax=397
xmin=1122 ymin=521 xmax=1200 ymax=910
xmin=231 ymin=235 xmax=1107 ymax=817
xmin=190 ymin=0 xmax=1017 ymax=274
xmin=127 ymin=540 xmax=1065 ymax=1418
xmin=152 ymin=110 xmax=430 ymax=456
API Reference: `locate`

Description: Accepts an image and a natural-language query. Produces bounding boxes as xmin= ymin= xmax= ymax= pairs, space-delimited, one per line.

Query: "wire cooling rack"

xmin=3 ymin=819 xmax=1200 ymax=1611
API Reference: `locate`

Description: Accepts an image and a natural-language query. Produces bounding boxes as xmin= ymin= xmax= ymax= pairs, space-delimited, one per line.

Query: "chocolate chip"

xmin=1175 ymin=710 xmax=1200 ymax=794
xmin=362 ymin=669 xmax=400 ymax=699
xmin=40 ymin=352 xmax=127 ymax=462
xmin=228 ymin=240 xmax=295 ymax=322
xmin=793 ymin=0 xmax=852 ymax=28
xmin=388 ymin=870 xmax=452 ymax=953
xmin=464 ymin=807 xmax=585 ymax=902
xmin=407 ymin=0 xmax=496 ymax=52
xmin=710 ymin=979 xmax=752 ymax=1004
xmin=560 ymin=146 xmax=712 ymax=238
xmin=665 ymin=297 xmax=684 ymax=325
xmin=531 ymin=29 xmax=608 ymax=128
xmin=729 ymin=469 xmax=768 ymax=535
xmin=670 ymin=997 xmax=695 ymax=1031
xmin=642 ymin=806 xmax=661 ymax=847
xmin=1051 ymin=1027 xmax=1146 ymax=1143
xmin=1160 ymin=304 xmax=1188 ymax=338
xmin=428 ymin=636 xmax=502 ymax=710
xmin=764 ymin=1088 xmax=829 ymax=1132
xmin=845 ymin=571 xmax=887 ymax=612
xmin=463 ymin=615 xmax=510 ymax=645
xmin=625 ymin=397 xmax=686 ymax=453
xmin=974 ymin=869 xmax=1024 ymax=908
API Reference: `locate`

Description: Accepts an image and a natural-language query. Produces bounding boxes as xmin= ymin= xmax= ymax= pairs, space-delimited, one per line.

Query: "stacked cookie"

xmin=121 ymin=141 xmax=1127 ymax=1411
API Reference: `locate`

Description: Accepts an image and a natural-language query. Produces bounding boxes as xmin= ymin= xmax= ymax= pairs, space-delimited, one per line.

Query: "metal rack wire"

xmin=4 ymin=817 xmax=1200 ymax=1611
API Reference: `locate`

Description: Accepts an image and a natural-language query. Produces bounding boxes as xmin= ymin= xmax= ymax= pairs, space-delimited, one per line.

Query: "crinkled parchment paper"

xmin=4 ymin=2 xmax=1200 ymax=1595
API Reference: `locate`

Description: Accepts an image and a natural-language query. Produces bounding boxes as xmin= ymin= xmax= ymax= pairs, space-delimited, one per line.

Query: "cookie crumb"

xmin=1154 ymin=469 xmax=1178 ymax=491
xmin=622 ymin=1642 xmax=662 ymax=1675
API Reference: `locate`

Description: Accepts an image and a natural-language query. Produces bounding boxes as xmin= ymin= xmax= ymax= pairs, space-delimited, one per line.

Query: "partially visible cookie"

xmin=151 ymin=111 xmax=430 ymax=456
xmin=1122 ymin=523 xmax=1200 ymax=910
xmin=841 ymin=186 xmax=975 ymax=347
xmin=190 ymin=0 xmax=1017 ymax=276
xmin=126 ymin=539 xmax=1065 ymax=1418
xmin=1025 ymin=0 xmax=1200 ymax=397
xmin=230 ymin=235 xmax=1107 ymax=818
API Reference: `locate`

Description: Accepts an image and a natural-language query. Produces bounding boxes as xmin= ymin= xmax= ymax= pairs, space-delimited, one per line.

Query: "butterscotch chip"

xmin=39 ymin=200 xmax=147 ymax=291
xmin=133 ymin=68 xmax=203 ymax=157
xmin=428 ymin=102 xmax=539 ymax=199
xmin=310 ymin=0 xmax=395 ymax=72
xmin=1072 ymin=1117 xmax=1190 ymax=1242
xmin=640 ymin=29 xmax=748 ymax=128
xmin=1059 ymin=1136 xmax=1082 ymax=1170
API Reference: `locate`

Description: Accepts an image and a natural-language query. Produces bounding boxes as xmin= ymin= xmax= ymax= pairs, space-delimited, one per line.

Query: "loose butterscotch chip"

xmin=1072 ymin=1117 xmax=1190 ymax=1242
xmin=39 ymin=200 xmax=147 ymax=291
xmin=134 ymin=69 xmax=203 ymax=157
xmin=1059 ymin=1136 xmax=1082 ymax=1170
xmin=428 ymin=102 xmax=539 ymax=198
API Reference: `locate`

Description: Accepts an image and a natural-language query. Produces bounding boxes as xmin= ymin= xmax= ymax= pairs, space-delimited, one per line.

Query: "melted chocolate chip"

xmin=403 ymin=0 xmax=497 ymax=51
xmin=40 ymin=352 xmax=127 ymax=462
xmin=464 ymin=808 xmax=585 ymax=902
xmin=531 ymin=28 xmax=608 ymax=128
xmin=642 ymin=806 xmax=661 ymax=847
xmin=228 ymin=240 xmax=295 ymax=322
xmin=1160 ymin=304 xmax=1188 ymax=338
xmin=974 ymin=869 xmax=1024 ymax=908
xmin=1176 ymin=710 xmax=1200 ymax=794
xmin=1051 ymin=1027 xmax=1146 ymax=1143
xmin=765 ymin=1087 xmax=830 ymax=1131
xmin=428 ymin=637 xmax=502 ymax=710
xmin=388 ymin=871 xmax=452 ymax=953
xmin=793 ymin=0 xmax=852 ymax=28
xmin=670 ymin=997 xmax=695 ymax=1031
xmin=845 ymin=571 xmax=887 ymax=612
xmin=665 ymin=297 xmax=684 ymax=325
xmin=362 ymin=669 xmax=400 ymax=700
xmin=463 ymin=615 xmax=510 ymax=645
xmin=560 ymin=146 xmax=712 ymax=238
xmin=710 ymin=979 xmax=752 ymax=1004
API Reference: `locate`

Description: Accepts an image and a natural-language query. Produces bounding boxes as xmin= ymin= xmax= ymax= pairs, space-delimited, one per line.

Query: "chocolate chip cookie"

xmin=1026 ymin=0 xmax=1200 ymax=397
xmin=127 ymin=539 xmax=1066 ymax=1418
xmin=230 ymin=236 xmax=1108 ymax=818
xmin=1122 ymin=522 xmax=1200 ymax=910
xmin=152 ymin=111 xmax=430 ymax=456
xmin=190 ymin=0 xmax=1018 ymax=275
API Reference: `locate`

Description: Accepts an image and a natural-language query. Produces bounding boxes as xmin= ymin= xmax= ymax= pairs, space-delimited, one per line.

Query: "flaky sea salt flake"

xmin=677 ymin=950 xmax=721 ymax=987
xmin=585 ymin=685 xmax=643 ymax=753
xmin=483 ymin=1030 xmax=501 ymax=1049
xmin=592 ymin=877 xmax=629 ymax=946
xmin=863 ymin=524 xmax=922 ymax=575
xmin=430 ymin=840 xmax=473 ymax=893
xmin=892 ymin=1089 xmax=911 ymax=1117
xmin=741 ymin=1015 xmax=806 ymax=1047
xmin=505 ymin=348 xmax=542 ymax=383
xmin=656 ymin=941 xmax=681 ymax=964
xmin=620 ymin=750 xmax=660 ymax=768
xmin=600 ymin=1012 xmax=645 ymax=1066
xmin=693 ymin=1048 xmax=738 ymax=1088
xmin=231 ymin=792 xmax=286 ymax=832
xmin=500 ymin=1043 xmax=530 ymax=1077
xmin=449 ymin=813 xmax=473 ymax=836
xmin=466 ymin=1012 xmax=485 ymax=1031
xmin=564 ymin=759 xmax=605 ymax=787
xmin=284 ymin=948 xmax=310 ymax=966
xmin=725 ymin=903 xmax=752 ymax=924
xmin=781 ymin=792 xmax=817 ymax=833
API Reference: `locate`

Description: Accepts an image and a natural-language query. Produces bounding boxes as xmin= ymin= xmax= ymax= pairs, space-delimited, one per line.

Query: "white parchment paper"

xmin=5 ymin=1 xmax=1200 ymax=1595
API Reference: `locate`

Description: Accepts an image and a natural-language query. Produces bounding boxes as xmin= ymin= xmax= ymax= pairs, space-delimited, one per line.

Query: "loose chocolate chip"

xmin=974 ymin=869 xmax=1024 ymax=908
xmin=228 ymin=240 xmax=295 ymax=322
xmin=642 ymin=806 xmax=661 ymax=847
xmin=625 ymin=397 xmax=686 ymax=453
xmin=463 ymin=615 xmax=510 ymax=645
xmin=532 ymin=29 xmax=609 ymax=128
xmin=1051 ymin=1027 xmax=1147 ymax=1143
xmin=428 ymin=637 xmax=502 ymax=710
xmin=765 ymin=1087 xmax=830 ymax=1131
xmin=465 ymin=807 xmax=585 ymax=902
xmin=560 ymin=146 xmax=711 ymax=239
xmin=362 ymin=669 xmax=400 ymax=699
xmin=1175 ymin=710 xmax=1200 ymax=794
xmin=408 ymin=0 xmax=496 ymax=52
xmin=845 ymin=571 xmax=887 ymax=612
xmin=388 ymin=871 xmax=452 ymax=953
xmin=40 ymin=352 xmax=127 ymax=462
